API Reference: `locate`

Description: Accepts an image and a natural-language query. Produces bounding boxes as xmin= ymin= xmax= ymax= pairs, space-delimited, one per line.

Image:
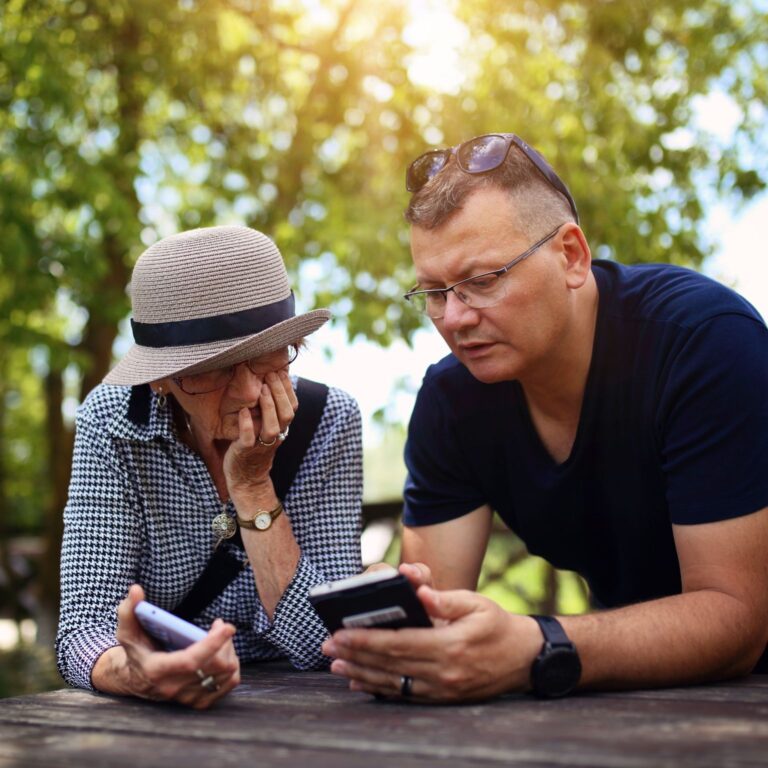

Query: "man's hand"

xmin=364 ymin=562 xmax=434 ymax=590
xmin=322 ymin=585 xmax=542 ymax=702
xmin=94 ymin=585 xmax=241 ymax=709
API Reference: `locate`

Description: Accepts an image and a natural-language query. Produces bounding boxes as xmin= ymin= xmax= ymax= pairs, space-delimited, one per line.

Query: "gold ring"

xmin=257 ymin=434 xmax=277 ymax=447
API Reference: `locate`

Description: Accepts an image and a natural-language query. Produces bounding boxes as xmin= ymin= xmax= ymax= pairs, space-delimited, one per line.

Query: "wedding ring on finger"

xmin=400 ymin=674 xmax=414 ymax=698
xmin=257 ymin=434 xmax=277 ymax=447
xmin=278 ymin=425 xmax=290 ymax=442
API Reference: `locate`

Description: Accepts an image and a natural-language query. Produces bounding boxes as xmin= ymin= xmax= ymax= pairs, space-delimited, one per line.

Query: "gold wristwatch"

xmin=236 ymin=501 xmax=284 ymax=531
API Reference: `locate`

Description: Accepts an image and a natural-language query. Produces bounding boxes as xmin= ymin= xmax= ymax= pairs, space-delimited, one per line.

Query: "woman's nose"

xmin=227 ymin=362 xmax=263 ymax=399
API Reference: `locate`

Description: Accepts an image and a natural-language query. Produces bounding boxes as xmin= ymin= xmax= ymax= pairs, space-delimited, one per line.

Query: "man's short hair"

xmin=405 ymin=145 xmax=575 ymax=238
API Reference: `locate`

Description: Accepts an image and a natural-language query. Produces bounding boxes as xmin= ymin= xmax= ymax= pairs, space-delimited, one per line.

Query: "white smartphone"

xmin=134 ymin=600 xmax=207 ymax=651
xmin=308 ymin=569 xmax=432 ymax=633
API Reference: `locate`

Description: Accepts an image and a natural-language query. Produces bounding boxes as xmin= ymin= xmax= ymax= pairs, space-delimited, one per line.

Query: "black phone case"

xmin=309 ymin=573 xmax=432 ymax=632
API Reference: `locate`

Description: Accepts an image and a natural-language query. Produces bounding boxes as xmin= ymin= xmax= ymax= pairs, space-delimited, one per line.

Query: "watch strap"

xmin=529 ymin=614 xmax=581 ymax=698
xmin=530 ymin=614 xmax=572 ymax=647
xmin=236 ymin=501 xmax=284 ymax=530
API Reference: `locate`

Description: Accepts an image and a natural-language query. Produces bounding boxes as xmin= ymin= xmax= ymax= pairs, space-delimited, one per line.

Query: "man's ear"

xmin=561 ymin=224 xmax=592 ymax=289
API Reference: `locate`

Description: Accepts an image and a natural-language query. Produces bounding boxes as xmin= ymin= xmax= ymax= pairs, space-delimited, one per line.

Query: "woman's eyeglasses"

xmin=172 ymin=344 xmax=299 ymax=395
xmin=405 ymin=133 xmax=579 ymax=223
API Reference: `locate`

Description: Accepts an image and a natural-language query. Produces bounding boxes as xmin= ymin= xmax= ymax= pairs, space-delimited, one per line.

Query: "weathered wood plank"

xmin=1 ymin=665 xmax=767 ymax=768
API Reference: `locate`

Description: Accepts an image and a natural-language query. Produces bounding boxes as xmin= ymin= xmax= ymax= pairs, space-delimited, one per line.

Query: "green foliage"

xmin=363 ymin=422 xmax=408 ymax=502
xmin=379 ymin=522 xmax=589 ymax=615
xmin=0 ymin=642 xmax=61 ymax=699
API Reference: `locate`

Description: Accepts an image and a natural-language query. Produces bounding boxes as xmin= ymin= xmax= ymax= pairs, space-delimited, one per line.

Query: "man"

xmin=322 ymin=132 xmax=768 ymax=701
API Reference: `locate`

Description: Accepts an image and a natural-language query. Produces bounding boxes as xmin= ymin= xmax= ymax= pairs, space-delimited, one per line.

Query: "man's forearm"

xmin=561 ymin=590 xmax=766 ymax=691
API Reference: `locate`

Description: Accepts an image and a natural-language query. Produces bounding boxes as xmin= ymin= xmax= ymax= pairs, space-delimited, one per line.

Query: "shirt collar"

xmin=105 ymin=384 xmax=177 ymax=443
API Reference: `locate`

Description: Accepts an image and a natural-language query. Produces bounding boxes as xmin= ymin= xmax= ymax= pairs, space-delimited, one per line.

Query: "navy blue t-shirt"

xmin=404 ymin=260 xmax=768 ymax=612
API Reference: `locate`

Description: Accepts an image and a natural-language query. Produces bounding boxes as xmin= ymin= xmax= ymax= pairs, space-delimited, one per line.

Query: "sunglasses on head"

xmin=405 ymin=132 xmax=579 ymax=223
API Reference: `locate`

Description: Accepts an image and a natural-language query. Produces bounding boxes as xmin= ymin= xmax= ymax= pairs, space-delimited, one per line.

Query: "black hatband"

xmin=131 ymin=293 xmax=295 ymax=348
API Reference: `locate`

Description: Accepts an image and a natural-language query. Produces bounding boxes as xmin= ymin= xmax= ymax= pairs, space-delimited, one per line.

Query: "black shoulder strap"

xmin=172 ymin=378 xmax=329 ymax=621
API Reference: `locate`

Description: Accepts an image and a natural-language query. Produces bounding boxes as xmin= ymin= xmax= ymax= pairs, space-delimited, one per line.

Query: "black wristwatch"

xmin=529 ymin=615 xmax=582 ymax=698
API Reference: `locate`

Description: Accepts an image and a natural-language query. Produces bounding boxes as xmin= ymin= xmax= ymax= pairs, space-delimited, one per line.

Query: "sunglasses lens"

xmin=407 ymin=151 xmax=450 ymax=192
xmin=456 ymin=134 xmax=510 ymax=173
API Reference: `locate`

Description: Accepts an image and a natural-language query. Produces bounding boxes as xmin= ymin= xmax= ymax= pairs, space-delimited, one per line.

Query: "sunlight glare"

xmin=403 ymin=0 xmax=469 ymax=94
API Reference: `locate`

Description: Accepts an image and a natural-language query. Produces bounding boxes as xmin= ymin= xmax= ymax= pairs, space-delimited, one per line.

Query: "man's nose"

xmin=440 ymin=290 xmax=479 ymax=332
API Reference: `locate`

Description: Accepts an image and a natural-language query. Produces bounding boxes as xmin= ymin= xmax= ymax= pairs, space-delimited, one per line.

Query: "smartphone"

xmin=134 ymin=600 xmax=208 ymax=651
xmin=308 ymin=569 xmax=432 ymax=633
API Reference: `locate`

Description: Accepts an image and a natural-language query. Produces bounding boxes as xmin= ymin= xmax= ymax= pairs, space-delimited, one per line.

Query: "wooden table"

xmin=1 ymin=664 xmax=767 ymax=767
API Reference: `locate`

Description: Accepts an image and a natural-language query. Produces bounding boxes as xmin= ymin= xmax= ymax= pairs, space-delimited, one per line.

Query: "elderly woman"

xmin=55 ymin=226 xmax=363 ymax=708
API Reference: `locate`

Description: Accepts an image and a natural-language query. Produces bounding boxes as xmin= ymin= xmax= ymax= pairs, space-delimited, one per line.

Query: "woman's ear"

xmin=561 ymin=224 xmax=592 ymax=289
xmin=149 ymin=378 xmax=171 ymax=395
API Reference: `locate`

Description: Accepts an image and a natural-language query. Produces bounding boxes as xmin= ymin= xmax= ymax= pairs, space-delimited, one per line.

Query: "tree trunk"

xmin=37 ymin=366 xmax=73 ymax=647
xmin=0 ymin=353 xmax=26 ymax=627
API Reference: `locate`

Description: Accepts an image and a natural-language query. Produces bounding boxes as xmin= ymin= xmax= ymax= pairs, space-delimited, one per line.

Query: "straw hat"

xmin=104 ymin=226 xmax=330 ymax=386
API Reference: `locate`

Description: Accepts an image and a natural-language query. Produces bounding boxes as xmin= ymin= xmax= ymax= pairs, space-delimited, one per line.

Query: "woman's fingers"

xmin=279 ymin=368 xmax=299 ymax=411
xmin=257 ymin=382 xmax=280 ymax=442
xmin=257 ymin=372 xmax=296 ymax=442
xmin=129 ymin=618 xmax=240 ymax=708
xmin=116 ymin=585 xmax=156 ymax=652
xmin=265 ymin=371 xmax=297 ymax=431
xmin=237 ymin=406 xmax=256 ymax=448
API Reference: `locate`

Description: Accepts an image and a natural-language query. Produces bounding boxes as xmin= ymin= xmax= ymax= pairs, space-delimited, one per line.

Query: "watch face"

xmin=254 ymin=512 xmax=273 ymax=531
xmin=534 ymin=646 xmax=582 ymax=698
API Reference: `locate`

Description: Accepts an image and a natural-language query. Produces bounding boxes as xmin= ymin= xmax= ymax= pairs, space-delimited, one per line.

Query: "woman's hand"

xmin=95 ymin=585 xmax=240 ymax=709
xmin=223 ymin=369 xmax=298 ymax=504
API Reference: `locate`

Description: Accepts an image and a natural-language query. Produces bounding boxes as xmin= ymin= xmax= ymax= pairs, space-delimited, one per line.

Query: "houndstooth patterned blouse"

xmin=56 ymin=380 xmax=363 ymax=690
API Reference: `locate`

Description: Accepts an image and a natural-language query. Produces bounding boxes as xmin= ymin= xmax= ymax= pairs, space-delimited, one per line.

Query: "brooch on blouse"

xmin=211 ymin=503 xmax=236 ymax=550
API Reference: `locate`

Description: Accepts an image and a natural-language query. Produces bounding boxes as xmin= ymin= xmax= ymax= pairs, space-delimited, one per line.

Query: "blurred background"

xmin=1 ymin=0 xmax=766 ymax=698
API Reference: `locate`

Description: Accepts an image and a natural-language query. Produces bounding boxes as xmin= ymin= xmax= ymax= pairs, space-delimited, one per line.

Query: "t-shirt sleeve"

xmin=403 ymin=366 xmax=488 ymax=526
xmin=660 ymin=313 xmax=768 ymax=524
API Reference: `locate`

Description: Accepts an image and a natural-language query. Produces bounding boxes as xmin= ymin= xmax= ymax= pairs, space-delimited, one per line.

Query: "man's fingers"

xmin=398 ymin=562 xmax=433 ymax=590
xmin=418 ymin=587 xmax=483 ymax=622
xmin=330 ymin=654 xmax=438 ymax=690
xmin=330 ymin=658 xmax=402 ymax=697
xmin=365 ymin=563 xmax=398 ymax=575
xmin=323 ymin=625 xmax=438 ymax=663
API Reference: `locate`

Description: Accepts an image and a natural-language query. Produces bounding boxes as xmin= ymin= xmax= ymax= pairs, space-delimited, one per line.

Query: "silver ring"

xmin=257 ymin=434 xmax=277 ymax=447
xmin=196 ymin=669 xmax=219 ymax=692
xmin=278 ymin=425 xmax=290 ymax=442
xmin=400 ymin=674 xmax=413 ymax=697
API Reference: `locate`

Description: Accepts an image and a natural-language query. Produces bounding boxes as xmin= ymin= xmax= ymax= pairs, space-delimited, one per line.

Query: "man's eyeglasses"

xmin=404 ymin=226 xmax=562 ymax=319
xmin=405 ymin=133 xmax=579 ymax=223
xmin=172 ymin=345 xmax=299 ymax=395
